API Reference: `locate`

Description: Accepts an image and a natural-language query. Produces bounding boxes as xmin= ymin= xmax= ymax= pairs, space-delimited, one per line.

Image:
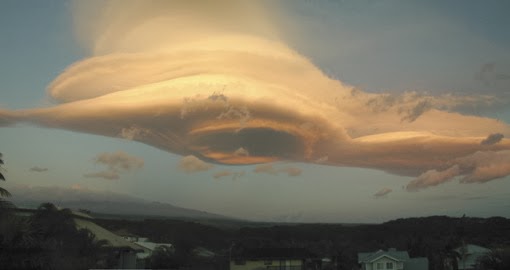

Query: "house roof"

xmin=358 ymin=249 xmax=410 ymax=263
xmin=74 ymin=218 xmax=144 ymax=251
xmin=235 ymin=248 xmax=316 ymax=260
xmin=455 ymin=244 xmax=491 ymax=255
xmin=134 ymin=241 xmax=173 ymax=251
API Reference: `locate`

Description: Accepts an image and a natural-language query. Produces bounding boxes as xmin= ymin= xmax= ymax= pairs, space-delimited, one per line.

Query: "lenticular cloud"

xmin=1 ymin=0 xmax=510 ymax=190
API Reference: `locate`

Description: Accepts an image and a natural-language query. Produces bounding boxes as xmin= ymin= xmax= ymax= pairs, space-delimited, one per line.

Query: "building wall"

xmin=117 ymin=250 xmax=138 ymax=269
xmin=230 ymin=259 xmax=303 ymax=270
xmin=366 ymin=257 xmax=402 ymax=270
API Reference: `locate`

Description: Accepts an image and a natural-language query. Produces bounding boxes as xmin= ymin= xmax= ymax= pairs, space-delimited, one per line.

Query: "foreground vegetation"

xmin=96 ymin=215 xmax=510 ymax=270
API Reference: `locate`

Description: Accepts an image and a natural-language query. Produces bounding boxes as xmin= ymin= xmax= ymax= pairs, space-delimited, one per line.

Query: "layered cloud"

xmin=1 ymin=0 xmax=510 ymax=190
xmin=84 ymin=151 xmax=144 ymax=180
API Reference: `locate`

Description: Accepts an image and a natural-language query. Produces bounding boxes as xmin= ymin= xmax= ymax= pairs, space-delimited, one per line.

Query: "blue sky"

xmin=1 ymin=0 xmax=510 ymax=223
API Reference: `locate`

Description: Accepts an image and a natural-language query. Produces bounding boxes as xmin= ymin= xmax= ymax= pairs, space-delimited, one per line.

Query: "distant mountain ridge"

xmin=7 ymin=184 xmax=232 ymax=220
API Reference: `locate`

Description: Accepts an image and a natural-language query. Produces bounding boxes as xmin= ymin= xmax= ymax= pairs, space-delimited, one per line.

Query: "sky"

xmin=1 ymin=0 xmax=510 ymax=223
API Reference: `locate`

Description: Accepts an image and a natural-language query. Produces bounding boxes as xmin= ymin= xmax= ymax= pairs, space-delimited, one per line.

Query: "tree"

xmin=0 ymin=152 xmax=14 ymax=215
xmin=0 ymin=153 xmax=12 ymax=198
xmin=29 ymin=203 xmax=111 ymax=270
xmin=477 ymin=249 xmax=510 ymax=270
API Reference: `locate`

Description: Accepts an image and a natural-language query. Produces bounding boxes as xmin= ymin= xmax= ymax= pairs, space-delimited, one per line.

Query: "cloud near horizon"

xmin=1 ymin=0 xmax=510 ymax=190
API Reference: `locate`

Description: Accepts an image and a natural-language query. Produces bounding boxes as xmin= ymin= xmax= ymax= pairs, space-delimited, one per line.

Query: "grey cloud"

xmin=179 ymin=155 xmax=213 ymax=173
xmin=83 ymin=170 xmax=120 ymax=180
xmin=314 ymin=156 xmax=329 ymax=164
xmin=254 ymin=164 xmax=278 ymax=175
xmin=94 ymin=151 xmax=144 ymax=171
xmin=253 ymin=164 xmax=302 ymax=176
xmin=399 ymin=100 xmax=433 ymax=122
xmin=481 ymin=133 xmax=504 ymax=145
xmin=475 ymin=63 xmax=496 ymax=85
xmin=213 ymin=170 xmax=245 ymax=180
xmin=363 ymin=91 xmax=498 ymax=123
xmin=464 ymin=196 xmax=488 ymax=201
xmin=280 ymin=166 xmax=302 ymax=176
xmin=406 ymin=165 xmax=461 ymax=191
xmin=406 ymin=150 xmax=510 ymax=191
xmin=84 ymin=151 xmax=143 ymax=180
xmin=374 ymin=188 xmax=392 ymax=198
xmin=208 ymin=92 xmax=228 ymax=102
xmin=119 ymin=126 xmax=151 ymax=140
xmin=476 ymin=63 xmax=510 ymax=85
xmin=29 ymin=166 xmax=48 ymax=172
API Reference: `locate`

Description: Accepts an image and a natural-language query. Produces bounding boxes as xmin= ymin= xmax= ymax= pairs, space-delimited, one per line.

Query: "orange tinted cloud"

xmin=1 ymin=0 xmax=510 ymax=190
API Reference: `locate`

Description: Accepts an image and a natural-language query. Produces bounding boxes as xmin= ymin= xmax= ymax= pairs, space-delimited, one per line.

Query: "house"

xmin=358 ymin=248 xmax=428 ymax=270
xmin=115 ymin=230 xmax=174 ymax=268
xmin=456 ymin=244 xmax=491 ymax=270
xmin=71 ymin=214 xmax=145 ymax=269
xmin=230 ymin=247 xmax=320 ymax=270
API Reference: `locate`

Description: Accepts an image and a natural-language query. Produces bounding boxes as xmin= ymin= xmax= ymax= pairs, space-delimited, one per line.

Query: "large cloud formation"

xmin=1 ymin=0 xmax=510 ymax=190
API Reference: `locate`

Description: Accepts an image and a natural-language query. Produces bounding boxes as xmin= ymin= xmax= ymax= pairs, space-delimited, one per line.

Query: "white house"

xmin=456 ymin=244 xmax=491 ymax=270
xmin=358 ymin=248 xmax=428 ymax=270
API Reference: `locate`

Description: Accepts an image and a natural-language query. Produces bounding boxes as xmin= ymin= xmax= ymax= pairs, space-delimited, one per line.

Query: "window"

xmin=377 ymin=262 xmax=384 ymax=269
xmin=386 ymin=262 xmax=393 ymax=269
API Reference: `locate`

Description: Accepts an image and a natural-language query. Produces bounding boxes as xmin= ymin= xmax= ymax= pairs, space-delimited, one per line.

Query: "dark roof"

xmin=235 ymin=248 xmax=316 ymax=260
